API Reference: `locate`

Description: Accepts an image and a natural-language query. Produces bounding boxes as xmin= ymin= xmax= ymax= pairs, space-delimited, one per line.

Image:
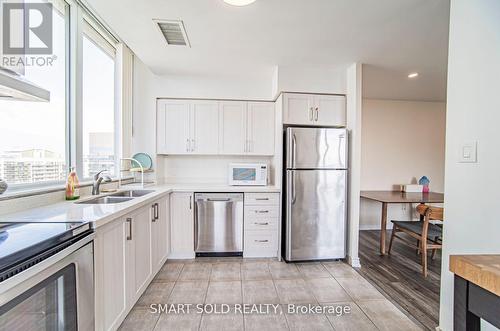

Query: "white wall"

xmin=132 ymin=57 xmax=158 ymax=160
xmin=346 ymin=63 xmax=363 ymax=268
xmin=360 ymin=99 xmax=446 ymax=229
xmin=159 ymin=155 xmax=274 ymax=185
xmin=440 ymin=1 xmax=500 ymax=330
xmin=154 ymin=72 xmax=274 ymax=100
xmin=273 ymin=65 xmax=347 ymax=97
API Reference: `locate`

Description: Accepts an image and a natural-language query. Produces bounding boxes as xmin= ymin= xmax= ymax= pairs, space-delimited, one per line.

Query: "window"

xmin=81 ymin=22 xmax=116 ymax=178
xmin=0 ymin=0 xmax=121 ymax=191
xmin=0 ymin=2 xmax=68 ymax=187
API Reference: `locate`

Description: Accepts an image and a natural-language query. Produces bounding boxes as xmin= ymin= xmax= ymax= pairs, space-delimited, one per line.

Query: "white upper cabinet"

xmin=283 ymin=93 xmax=314 ymax=125
xmin=218 ymin=101 xmax=247 ymax=154
xmin=191 ymin=101 xmax=219 ymax=154
xmin=247 ymin=102 xmax=275 ymax=155
xmin=157 ymin=100 xmax=190 ymax=154
xmin=157 ymin=100 xmax=219 ymax=155
xmin=157 ymin=99 xmax=275 ymax=156
xmin=283 ymin=93 xmax=346 ymax=127
xmin=313 ymin=94 xmax=346 ymax=126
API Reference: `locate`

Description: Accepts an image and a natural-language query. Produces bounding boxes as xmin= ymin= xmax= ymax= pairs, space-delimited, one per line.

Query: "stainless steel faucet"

xmin=92 ymin=170 xmax=112 ymax=195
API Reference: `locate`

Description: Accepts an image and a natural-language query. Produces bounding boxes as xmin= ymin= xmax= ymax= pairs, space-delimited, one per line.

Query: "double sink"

xmin=77 ymin=190 xmax=154 ymax=204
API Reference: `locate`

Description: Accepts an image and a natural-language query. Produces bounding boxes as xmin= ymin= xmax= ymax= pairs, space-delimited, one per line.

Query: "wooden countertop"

xmin=360 ymin=190 xmax=444 ymax=203
xmin=450 ymin=255 xmax=500 ymax=296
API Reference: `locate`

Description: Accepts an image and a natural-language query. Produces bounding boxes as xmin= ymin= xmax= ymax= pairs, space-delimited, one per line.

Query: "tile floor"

xmin=119 ymin=258 xmax=423 ymax=331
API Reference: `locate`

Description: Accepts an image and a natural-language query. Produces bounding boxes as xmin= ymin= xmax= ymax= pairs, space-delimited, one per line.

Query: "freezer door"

xmin=286 ymin=127 xmax=347 ymax=169
xmin=285 ymin=169 xmax=346 ymax=261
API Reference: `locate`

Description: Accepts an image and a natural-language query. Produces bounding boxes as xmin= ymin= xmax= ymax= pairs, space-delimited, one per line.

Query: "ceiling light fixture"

xmin=223 ymin=0 xmax=257 ymax=6
xmin=408 ymin=72 xmax=419 ymax=78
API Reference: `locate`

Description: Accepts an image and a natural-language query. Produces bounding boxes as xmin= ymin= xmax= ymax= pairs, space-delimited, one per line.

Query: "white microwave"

xmin=228 ymin=163 xmax=268 ymax=186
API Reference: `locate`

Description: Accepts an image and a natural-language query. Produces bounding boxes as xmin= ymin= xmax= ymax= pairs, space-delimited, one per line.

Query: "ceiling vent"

xmin=154 ymin=20 xmax=190 ymax=47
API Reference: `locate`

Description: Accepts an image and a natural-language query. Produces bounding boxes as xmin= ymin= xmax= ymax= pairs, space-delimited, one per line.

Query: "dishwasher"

xmin=194 ymin=193 xmax=244 ymax=256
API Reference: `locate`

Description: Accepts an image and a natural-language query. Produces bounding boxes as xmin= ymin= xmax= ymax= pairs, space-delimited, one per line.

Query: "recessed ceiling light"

xmin=223 ymin=0 xmax=257 ymax=6
xmin=408 ymin=72 xmax=419 ymax=78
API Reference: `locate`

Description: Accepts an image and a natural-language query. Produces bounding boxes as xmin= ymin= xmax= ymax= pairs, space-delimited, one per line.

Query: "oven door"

xmin=0 ymin=236 xmax=94 ymax=331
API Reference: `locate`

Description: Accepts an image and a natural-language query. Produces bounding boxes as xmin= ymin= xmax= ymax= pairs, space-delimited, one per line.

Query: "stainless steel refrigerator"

xmin=283 ymin=127 xmax=348 ymax=261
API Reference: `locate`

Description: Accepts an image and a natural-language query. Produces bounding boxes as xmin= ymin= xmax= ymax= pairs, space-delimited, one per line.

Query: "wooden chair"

xmin=388 ymin=204 xmax=444 ymax=277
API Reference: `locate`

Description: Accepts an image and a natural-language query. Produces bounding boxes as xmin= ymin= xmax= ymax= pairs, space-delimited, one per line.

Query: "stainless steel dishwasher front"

xmin=194 ymin=193 xmax=244 ymax=255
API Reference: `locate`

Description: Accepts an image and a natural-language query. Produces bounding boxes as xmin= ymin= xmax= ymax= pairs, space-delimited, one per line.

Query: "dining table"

xmin=360 ymin=190 xmax=445 ymax=255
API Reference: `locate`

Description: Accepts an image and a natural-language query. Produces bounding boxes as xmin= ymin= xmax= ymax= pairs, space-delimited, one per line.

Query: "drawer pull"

xmin=255 ymin=240 xmax=269 ymax=243
xmin=255 ymin=198 xmax=269 ymax=201
xmin=255 ymin=210 xmax=269 ymax=214
xmin=255 ymin=222 xmax=269 ymax=226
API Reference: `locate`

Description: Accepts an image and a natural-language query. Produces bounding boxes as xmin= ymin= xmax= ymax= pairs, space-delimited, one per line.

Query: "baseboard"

xmin=347 ymin=255 xmax=362 ymax=268
xmin=168 ymin=252 xmax=196 ymax=259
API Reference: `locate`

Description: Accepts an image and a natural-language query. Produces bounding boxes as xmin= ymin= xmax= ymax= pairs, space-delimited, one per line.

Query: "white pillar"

xmin=346 ymin=63 xmax=362 ymax=268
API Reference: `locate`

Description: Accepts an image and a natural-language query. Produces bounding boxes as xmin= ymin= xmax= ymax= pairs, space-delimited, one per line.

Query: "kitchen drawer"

xmin=245 ymin=193 xmax=280 ymax=206
xmin=244 ymin=230 xmax=278 ymax=258
xmin=244 ymin=205 xmax=279 ymax=218
xmin=244 ymin=217 xmax=278 ymax=231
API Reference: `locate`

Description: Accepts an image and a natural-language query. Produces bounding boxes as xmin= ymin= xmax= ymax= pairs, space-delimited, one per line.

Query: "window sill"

xmin=0 ymin=177 xmax=132 ymax=202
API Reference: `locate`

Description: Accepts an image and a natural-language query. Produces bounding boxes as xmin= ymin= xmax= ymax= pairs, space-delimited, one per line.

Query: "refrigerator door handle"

xmin=339 ymin=134 xmax=345 ymax=167
xmin=292 ymin=134 xmax=297 ymax=169
xmin=291 ymin=171 xmax=297 ymax=204
xmin=286 ymin=172 xmax=293 ymax=260
xmin=309 ymin=107 xmax=314 ymax=121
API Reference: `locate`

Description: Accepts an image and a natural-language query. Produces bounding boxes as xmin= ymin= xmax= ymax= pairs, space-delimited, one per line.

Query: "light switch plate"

xmin=459 ymin=141 xmax=477 ymax=163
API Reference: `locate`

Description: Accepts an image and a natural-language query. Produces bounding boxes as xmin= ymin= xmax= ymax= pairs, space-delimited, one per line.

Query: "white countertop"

xmin=0 ymin=184 xmax=280 ymax=229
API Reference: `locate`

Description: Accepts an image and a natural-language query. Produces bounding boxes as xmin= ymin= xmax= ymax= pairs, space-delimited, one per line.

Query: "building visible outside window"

xmin=81 ymin=23 xmax=116 ymax=179
xmin=0 ymin=2 xmax=67 ymax=186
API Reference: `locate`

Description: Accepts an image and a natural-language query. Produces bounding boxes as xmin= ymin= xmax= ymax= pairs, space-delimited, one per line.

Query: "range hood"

xmin=0 ymin=67 xmax=50 ymax=102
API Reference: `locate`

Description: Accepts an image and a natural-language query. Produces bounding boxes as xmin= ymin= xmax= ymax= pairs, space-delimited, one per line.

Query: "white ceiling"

xmin=86 ymin=0 xmax=450 ymax=101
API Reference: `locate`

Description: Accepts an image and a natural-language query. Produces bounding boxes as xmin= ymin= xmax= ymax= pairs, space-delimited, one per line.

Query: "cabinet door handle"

xmin=189 ymin=196 xmax=192 ymax=210
xmin=186 ymin=138 xmax=190 ymax=152
xmin=315 ymin=107 xmax=319 ymax=121
xmin=309 ymin=107 xmax=314 ymax=121
xmin=155 ymin=203 xmax=159 ymax=220
xmin=126 ymin=218 xmax=132 ymax=240
xmin=152 ymin=204 xmax=156 ymax=222
xmin=255 ymin=222 xmax=269 ymax=226
xmin=255 ymin=198 xmax=269 ymax=201
xmin=191 ymin=139 xmax=195 ymax=152
xmin=255 ymin=239 xmax=269 ymax=243
xmin=255 ymin=210 xmax=269 ymax=214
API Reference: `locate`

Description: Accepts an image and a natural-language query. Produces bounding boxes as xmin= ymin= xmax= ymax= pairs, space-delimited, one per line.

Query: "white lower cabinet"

xmin=94 ymin=194 xmax=171 ymax=331
xmin=169 ymin=192 xmax=195 ymax=259
xmin=243 ymin=193 xmax=280 ymax=258
xmin=94 ymin=217 xmax=128 ymax=331
xmin=151 ymin=197 xmax=170 ymax=272
xmin=125 ymin=206 xmax=153 ymax=304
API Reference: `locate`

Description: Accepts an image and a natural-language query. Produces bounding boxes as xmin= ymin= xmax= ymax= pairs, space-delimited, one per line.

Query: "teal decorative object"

xmin=132 ymin=153 xmax=153 ymax=170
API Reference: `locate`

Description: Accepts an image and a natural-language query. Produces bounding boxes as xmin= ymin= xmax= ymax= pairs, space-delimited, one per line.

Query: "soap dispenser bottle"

xmin=65 ymin=167 xmax=80 ymax=200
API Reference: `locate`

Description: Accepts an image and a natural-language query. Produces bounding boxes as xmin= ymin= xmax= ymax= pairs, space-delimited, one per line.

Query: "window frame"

xmin=2 ymin=0 xmax=122 ymax=192
xmin=76 ymin=10 xmax=119 ymax=180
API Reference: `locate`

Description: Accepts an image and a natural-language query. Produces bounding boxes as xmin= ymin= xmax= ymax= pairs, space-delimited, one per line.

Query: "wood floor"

xmin=357 ymin=230 xmax=441 ymax=330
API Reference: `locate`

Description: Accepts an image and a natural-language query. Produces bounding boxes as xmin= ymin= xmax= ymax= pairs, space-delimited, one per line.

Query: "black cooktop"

xmin=0 ymin=222 xmax=93 ymax=282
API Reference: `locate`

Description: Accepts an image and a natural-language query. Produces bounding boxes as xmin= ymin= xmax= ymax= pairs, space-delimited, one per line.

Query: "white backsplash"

xmin=157 ymin=155 xmax=275 ymax=185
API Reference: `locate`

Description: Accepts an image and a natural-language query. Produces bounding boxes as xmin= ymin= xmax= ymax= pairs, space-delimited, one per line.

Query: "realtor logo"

xmin=2 ymin=2 xmax=53 ymax=55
